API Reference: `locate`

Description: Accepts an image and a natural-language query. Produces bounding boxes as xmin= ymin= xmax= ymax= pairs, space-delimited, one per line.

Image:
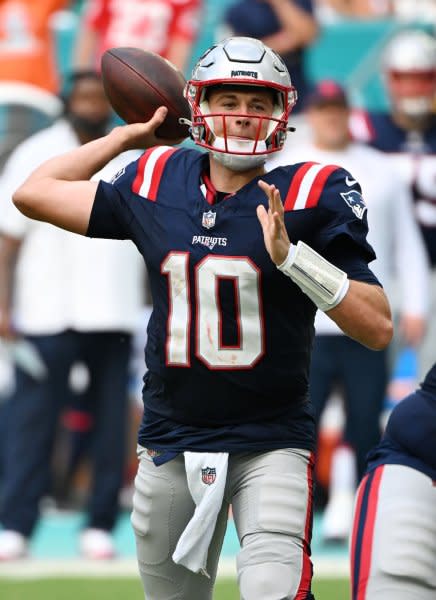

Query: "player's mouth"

xmin=228 ymin=134 xmax=257 ymax=141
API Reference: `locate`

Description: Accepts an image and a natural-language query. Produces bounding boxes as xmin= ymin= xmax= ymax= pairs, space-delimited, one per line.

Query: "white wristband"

xmin=277 ymin=241 xmax=350 ymax=311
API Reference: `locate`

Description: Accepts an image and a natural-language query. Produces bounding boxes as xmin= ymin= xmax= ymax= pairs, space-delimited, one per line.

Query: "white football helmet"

xmin=382 ymin=29 xmax=436 ymax=117
xmin=183 ymin=37 xmax=297 ymax=171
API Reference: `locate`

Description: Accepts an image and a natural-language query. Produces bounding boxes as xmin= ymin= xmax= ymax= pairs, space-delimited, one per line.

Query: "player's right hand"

xmin=114 ymin=107 xmax=185 ymax=150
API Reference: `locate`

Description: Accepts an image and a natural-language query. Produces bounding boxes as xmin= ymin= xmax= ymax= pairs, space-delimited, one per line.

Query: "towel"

xmin=172 ymin=451 xmax=229 ymax=577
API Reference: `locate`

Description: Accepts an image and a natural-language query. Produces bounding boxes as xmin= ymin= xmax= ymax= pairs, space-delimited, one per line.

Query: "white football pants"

xmin=131 ymin=446 xmax=315 ymax=600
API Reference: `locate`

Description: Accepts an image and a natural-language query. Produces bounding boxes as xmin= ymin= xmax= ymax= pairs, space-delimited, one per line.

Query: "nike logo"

xmin=345 ymin=176 xmax=357 ymax=186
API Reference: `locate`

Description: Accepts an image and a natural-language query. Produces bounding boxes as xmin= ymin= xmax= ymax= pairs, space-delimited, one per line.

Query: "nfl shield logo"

xmin=202 ymin=210 xmax=216 ymax=229
xmin=201 ymin=467 xmax=216 ymax=485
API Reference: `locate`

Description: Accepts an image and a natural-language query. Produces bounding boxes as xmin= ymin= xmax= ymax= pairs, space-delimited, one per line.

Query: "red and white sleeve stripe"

xmin=284 ymin=163 xmax=340 ymax=211
xmin=132 ymin=146 xmax=177 ymax=201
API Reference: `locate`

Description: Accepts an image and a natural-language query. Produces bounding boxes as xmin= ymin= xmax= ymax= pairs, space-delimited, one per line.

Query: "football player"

xmin=12 ymin=37 xmax=392 ymax=600
xmin=350 ymin=362 xmax=436 ymax=600
xmin=351 ymin=28 xmax=436 ymax=379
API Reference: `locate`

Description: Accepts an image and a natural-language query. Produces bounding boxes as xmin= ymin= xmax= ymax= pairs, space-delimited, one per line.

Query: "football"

xmin=101 ymin=47 xmax=191 ymax=140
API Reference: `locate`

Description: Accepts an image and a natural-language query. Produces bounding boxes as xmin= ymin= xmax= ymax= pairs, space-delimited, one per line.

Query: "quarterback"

xmin=13 ymin=37 xmax=392 ymax=600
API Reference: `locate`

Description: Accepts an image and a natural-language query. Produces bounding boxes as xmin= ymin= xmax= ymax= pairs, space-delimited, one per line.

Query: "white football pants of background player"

xmin=351 ymin=464 xmax=436 ymax=600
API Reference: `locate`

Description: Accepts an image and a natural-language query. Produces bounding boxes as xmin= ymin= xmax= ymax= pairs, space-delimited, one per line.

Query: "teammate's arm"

xmin=12 ymin=108 xmax=169 ymax=235
xmin=257 ymin=180 xmax=393 ymax=350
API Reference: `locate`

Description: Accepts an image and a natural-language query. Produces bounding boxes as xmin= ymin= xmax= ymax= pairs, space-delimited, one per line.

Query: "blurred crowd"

xmin=0 ymin=0 xmax=434 ymax=562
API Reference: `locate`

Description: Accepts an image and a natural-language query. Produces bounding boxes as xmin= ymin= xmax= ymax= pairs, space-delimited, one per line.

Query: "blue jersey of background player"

xmin=13 ymin=37 xmax=392 ymax=600
xmin=366 ymin=363 xmax=436 ymax=479
xmin=351 ymin=29 xmax=436 ymax=267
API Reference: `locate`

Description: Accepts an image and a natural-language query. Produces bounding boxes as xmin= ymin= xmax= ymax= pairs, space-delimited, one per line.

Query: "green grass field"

xmin=0 ymin=577 xmax=350 ymax=599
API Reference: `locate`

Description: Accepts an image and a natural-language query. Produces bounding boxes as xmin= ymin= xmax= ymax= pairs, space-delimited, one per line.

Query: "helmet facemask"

xmin=382 ymin=30 xmax=436 ymax=119
xmin=386 ymin=70 xmax=436 ymax=118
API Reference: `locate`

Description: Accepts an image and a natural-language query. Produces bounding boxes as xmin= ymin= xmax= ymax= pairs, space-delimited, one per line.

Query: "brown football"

xmin=101 ymin=47 xmax=191 ymax=140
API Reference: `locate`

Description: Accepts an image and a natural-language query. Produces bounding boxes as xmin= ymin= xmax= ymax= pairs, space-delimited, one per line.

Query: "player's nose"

xmin=234 ymin=112 xmax=252 ymax=127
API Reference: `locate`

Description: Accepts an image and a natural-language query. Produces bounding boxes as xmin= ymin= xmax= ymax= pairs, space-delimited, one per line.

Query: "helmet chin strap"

xmin=210 ymin=150 xmax=266 ymax=171
xmin=209 ymin=136 xmax=268 ymax=171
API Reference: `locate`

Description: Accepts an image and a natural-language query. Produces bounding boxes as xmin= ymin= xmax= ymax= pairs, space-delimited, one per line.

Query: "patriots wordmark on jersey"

xmin=87 ymin=146 xmax=379 ymax=456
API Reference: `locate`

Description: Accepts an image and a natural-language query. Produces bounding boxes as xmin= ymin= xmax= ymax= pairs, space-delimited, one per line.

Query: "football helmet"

xmin=382 ymin=29 xmax=436 ymax=117
xmin=183 ymin=37 xmax=297 ymax=171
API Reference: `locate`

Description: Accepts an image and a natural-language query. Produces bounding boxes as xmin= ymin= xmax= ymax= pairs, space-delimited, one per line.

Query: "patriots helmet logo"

xmin=202 ymin=210 xmax=216 ymax=229
xmin=201 ymin=467 xmax=216 ymax=485
xmin=341 ymin=190 xmax=367 ymax=220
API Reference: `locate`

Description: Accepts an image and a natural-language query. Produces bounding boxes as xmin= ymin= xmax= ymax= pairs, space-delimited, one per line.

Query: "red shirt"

xmin=83 ymin=0 xmax=201 ymax=65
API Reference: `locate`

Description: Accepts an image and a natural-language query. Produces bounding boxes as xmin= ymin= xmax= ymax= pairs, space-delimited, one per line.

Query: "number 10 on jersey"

xmin=162 ymin=252 xmax=264 ymax=369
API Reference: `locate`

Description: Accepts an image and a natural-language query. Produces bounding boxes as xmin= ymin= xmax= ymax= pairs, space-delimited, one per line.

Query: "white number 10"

xmin=162 ymin=252 xmax=264 ymax=369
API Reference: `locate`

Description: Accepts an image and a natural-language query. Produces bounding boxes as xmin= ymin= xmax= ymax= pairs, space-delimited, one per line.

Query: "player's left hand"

xmin=257 ymin=180 xmax=291 ymax=266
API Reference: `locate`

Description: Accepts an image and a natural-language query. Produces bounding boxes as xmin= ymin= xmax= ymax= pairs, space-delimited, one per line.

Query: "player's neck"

xmin=208 ymin=156 xmax=266 ymax=194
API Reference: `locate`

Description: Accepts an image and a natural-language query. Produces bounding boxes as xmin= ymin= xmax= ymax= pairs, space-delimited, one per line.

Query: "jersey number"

xmin=162 ymin=253 xmax=264 ymax=369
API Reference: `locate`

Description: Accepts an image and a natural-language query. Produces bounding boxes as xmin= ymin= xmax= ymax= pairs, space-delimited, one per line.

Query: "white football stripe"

xmin=138 ymin=146 xmax=172 ymax=198
xmin=293 ymin=163 xmax=325 ymax=210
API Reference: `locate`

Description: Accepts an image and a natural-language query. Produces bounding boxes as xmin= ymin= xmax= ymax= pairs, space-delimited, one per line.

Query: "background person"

xmin=0 ymin=0 xmax=73 ymax=167
xmin=222 ymin=0 xmax=318 ymax=123
xmin=74 ymin=0 xmax=202 ymax=74
xmin=350 ymin=362 xmax=436 ymax=600
xmin=351 ymin=28 xmax=436 ymax=381
xmin=0 ymin=71 xmax=145 ymax=561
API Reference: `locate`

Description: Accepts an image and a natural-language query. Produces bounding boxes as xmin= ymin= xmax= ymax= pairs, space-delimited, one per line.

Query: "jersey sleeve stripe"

xmin=284 ymin=163 xmax=340 ymax=211
xmin=283 ymin=161 xmax=317 ymax=211
xmin=132 ymin=146 xmax=175 ymax=200
xmin=132 ymin=148 xmax=154 ymax=194
xmin=306 ymin=164 xmax=340 ymax=208
xmin=148 ymin=148 xmax=178 ymax=201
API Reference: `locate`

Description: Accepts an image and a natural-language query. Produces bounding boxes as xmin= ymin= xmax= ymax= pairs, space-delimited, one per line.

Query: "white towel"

xmin=172 ymin=451 xmax=229 ymax=577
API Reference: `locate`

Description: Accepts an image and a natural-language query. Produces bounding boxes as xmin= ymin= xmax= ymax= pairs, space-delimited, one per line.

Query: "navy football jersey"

xmin=87 ymin=146 xmax=379 ymax=455
xmin=366 ymin=363 xmax=436 ymax=480
xmin=353 ymin=110 xmax=436 ymax=265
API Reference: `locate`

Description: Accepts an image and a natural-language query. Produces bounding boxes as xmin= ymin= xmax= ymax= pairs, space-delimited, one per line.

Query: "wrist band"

xmin=277 ymin=241 xmax=350 ymax=312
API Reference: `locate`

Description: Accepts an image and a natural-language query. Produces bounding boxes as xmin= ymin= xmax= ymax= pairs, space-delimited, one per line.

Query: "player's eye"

xmin=251 ymin=103 xmax=268 ymax=113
